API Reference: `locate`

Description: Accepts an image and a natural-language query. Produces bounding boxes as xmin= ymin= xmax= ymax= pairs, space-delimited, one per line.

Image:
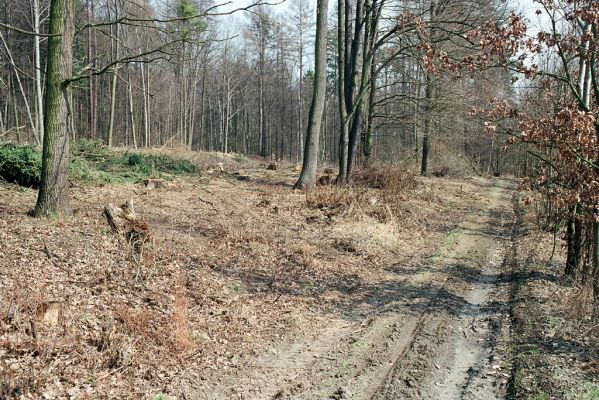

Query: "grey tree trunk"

xmin=363 ymin=55 xmax=376 ymax=164
xmin=298 ymin=37 xmax=304 ymax=162
xmin=259 ymin=23 xmax=267 ymax=158
xmin=34 ymin=0 xmax=74 ymax=217
xmin=33 ymin=0 xmax=44 ymax=142
xmin=336 ymin=0 xmax=348 ymax=183
xmin=295 ymin=0 xmax=328 ymax=189
xmin=127 ymin=71 xmax=137 ymax=149
xmin=420 ymin=74 xmax=433 ymax=177
xmin=87 ymin=0 xmax=95 ymax=138
xmin=107 ymin=12 xmax=119 ymax=147
xmin=139 ymin=55 xmax=150 ymax=147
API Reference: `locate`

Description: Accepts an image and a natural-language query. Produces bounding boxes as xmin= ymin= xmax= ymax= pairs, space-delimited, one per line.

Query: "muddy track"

xmin=371 ymin=178 xmax=517 ymax=400
xmin=197 ymin=177 xmax=518 ymax=400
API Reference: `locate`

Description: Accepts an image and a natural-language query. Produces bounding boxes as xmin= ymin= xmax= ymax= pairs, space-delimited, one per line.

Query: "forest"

xmin=0 ymin=0 xmax=598 ymax=398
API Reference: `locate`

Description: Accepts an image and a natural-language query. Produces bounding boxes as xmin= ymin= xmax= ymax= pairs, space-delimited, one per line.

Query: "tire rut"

xmin=371 ymin=178 xmax=517 ymax=400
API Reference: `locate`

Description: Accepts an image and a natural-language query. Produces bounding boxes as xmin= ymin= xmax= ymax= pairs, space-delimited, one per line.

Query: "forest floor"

xmin=0 ymin=149 xmax=598 ymax=399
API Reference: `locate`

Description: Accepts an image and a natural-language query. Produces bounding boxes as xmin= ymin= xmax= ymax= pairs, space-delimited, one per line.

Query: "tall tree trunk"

xmin=108 ymin=65 xmax=118 ymax=146
xmin=297 ymin=35 xmax=304 ymax=163
xmin=107 ymin=5 xmax=119 ymax=147
xmin=128 ymin=71 xmax=137 ymax=149
xmin=34 ymin=0 xmax=74 ymax=217
xmin=87 ymin=0 xmax=95 ymax=138
xmin=295 ymin=0 xmax=328 ymax=189
xmin=337 ymin=0 xmax=348 ymax=183
xmin=33 ymin=0 xmax=44 ymax=142
xmin=12 ymin=85 xmax=21 ymax=143
xmin=188 ymin=78 xmax=197 ymax=151
xmin=140 ymin=56 xmax=150 ymax=147
xmin=566 ymin=214 xmax=578 ymax=276
xmin=347 ymin=0 xmax=374 ymax=180
xmin=199 ymin=72 xmax=206 ymax=150
xmin=259 ymin=25 xmax=266 ymax=158
xmin=363 ymin=54 xmax=376 ymax=164
xmin=420 ymin=74 xmax=433 ymax=176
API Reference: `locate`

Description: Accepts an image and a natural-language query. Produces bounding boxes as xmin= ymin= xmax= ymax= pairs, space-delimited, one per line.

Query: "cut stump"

xmin=144 ymin=179 xmax=168 ymax=190
xmin=318 ymin=175 xmax=336 ymax=186
xmin=103 ymin=199 xmax=150 ymax=249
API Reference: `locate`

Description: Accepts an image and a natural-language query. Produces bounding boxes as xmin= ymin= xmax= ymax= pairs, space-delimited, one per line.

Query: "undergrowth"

xmin=0 ymin=140 xmax=200 ymax=187
xmin=306 ymin=167 xmax=417 ymax=223
xmin=0 ymin=143 xmax=41 ymax=187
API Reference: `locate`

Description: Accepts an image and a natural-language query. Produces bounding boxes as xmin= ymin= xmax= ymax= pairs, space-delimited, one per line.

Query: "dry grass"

xmin=306 ymin=167 xmax=419 ymax=224
xmin=353 ymin=166 xmax=418 ymax=193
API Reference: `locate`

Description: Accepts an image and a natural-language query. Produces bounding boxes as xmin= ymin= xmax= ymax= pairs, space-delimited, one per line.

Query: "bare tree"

xmin=295 ymin=0 xmax=328 ymax=189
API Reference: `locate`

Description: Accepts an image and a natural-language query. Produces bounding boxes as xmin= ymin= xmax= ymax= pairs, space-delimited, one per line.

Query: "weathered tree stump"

xmin=103 ymin=199 xmax=150 ymax=250
xmin=318 ymin=175 xmax=335 ymax=186
xmin=144 ymin=178 xmax=168 ymax=190
xmin=232 ymin=170 xmax=252 ymax=181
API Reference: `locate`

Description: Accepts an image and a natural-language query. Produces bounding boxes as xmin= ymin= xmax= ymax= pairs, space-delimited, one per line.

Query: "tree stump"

xmin=144 ymin=178 xmax=168 ymax=190
xmin=267 ymin=162 xmax=277 ymax=170
xmin=318 ymin=175 xmax=333 ymax=186
xmin=232 ymin=170 xmax=252 ymax=181
xmin=103 ymin=199 xmax=150 ymax=251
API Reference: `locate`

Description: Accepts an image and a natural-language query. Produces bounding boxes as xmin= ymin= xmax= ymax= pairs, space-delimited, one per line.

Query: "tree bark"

xmin=127 ymin=70 xmax=137 ymax=149
xmin=363 ymin=55 xmax=376 ymax=164
xmin=33 ymin=0 xmax=44 ymax=143
xmin=295 ymin=0 xmax=328 ymax=189
xmin=107 ymin=15 xmax=119 ymax=147
xmin=34 ymin=0 xmax=74 ymax=217
xmin=336 ymin=0 xmax=348 ymax=183
xmin=258 ymin=18 xmax=267 ymax=158
xmin=420 ymin=73 xmax=433 ymax=177
xmin=593 ymin=221 xmax=599 ymax=301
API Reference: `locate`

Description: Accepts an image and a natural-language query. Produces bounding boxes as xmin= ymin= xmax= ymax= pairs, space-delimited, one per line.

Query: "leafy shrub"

xmin=0 ymin=143 xmax=42 ymax=187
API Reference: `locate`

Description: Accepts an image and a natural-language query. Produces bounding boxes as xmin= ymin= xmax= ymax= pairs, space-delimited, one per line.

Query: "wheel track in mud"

xmin=369 ymin=178 xmax=517 ymax=400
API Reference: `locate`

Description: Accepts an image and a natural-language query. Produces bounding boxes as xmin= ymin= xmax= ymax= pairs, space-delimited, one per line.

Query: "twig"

xmin=198 ymin=195 xmax=216 ymax=208
xmin=42 ymin=241 xmax=71 ymax=276
xmin=271 ymin=293 xmax=284 ymax=304
xmin=96 ymin=366 xmax=129 ymax=382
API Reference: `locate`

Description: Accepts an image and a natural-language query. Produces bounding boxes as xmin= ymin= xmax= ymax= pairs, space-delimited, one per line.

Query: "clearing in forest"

xmin=0 ymin=151 xmax=597 ymax=399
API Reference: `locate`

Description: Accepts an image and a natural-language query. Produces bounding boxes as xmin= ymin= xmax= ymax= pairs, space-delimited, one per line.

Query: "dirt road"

xmin=198 ymin=177 xmax=518 ymax=400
